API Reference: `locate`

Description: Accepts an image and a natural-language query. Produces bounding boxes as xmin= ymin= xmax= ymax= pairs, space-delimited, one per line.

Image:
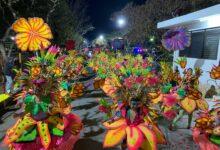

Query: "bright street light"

xmin=99 ymin=35 xmax=104 ymax=40
xmin=117 ymin=17 xmax=126 ymax=28
xmin=149 ymin=36 xmax=155 ymax=42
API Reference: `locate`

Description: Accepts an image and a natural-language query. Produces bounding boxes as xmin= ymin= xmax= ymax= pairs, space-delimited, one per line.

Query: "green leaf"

xmin=16 ymin=127 xmax=37 ymax=142
xmin=162 ymin=83 xmax=172 ymax=94
xmin=24 ymin=95 xmax=35 ymax=104
xmin=32 ymin=104 xmax=39 ymax=115
xmin=99 ymin=98 xmax=108 ymax=107
xmin=51 ymin=127 xmax=64 ymax=136
xmin=39 ymin=102 xmax=48 ymax=112
xmin=41 ymin=96 xmax=50 ymax=104
xmin=25 ymin=103 xmax=32 ymax=113
xmin=61 ymin=81 xmax=68 ymax=90
xmin=209 ymin=135 xmax=220 ymax=145
xmin=177 ymin=88 xmax=186 ymax=98
xmin=143 ymin=69 xmax=150 ymax=75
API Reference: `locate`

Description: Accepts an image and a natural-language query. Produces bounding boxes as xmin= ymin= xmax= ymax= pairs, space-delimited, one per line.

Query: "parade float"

xmin=3 ymin=17 xmax=83 ymax=150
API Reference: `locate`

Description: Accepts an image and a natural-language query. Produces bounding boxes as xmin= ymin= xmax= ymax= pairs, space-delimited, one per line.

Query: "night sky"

xmin=86 ymin=0 xmax=146 ymax=40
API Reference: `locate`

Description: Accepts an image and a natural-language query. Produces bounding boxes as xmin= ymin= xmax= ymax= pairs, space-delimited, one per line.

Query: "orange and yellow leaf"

xmin=151 ymin=94 xmax=163 ymax=104
xmin=103 ymin=118 xmax=127 ymax=129
xmin=180 ymin=97 xmax=196 ymax=114
xmin=103 ymin=126 xmax=126 ymax=148
xmin=152 ymin=124 xmax=166 ymax=144
xmin=138 ymin=124 xmax=157 ymax=150
xmin=126 ymin=126 xmax=143 ymax=150
xmin=196 ymin=99 xmax=208 ymax=111
xmin=46 ymin=116 xmax=64 ymax=130
xmin=37 ymin=121 xmax=51 ymax=149
xmin=4 ymin=114 xmax=36 ymax=144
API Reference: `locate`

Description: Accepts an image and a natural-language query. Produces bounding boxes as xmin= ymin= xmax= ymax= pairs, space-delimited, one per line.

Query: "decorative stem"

xmin=187 ymin=113 xmax=193 ymax=129
xmin=172 ymin=109 xmax=184 ymax=128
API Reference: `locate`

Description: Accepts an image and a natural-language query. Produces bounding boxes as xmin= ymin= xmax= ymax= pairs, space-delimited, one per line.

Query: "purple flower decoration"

xmin=162 ymin=27 xmax=191 ymax=51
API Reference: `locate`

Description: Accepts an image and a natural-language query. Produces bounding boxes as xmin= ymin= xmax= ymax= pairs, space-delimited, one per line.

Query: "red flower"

xmin=99 ymin=106 xmax=108 ymax=113
xmin=115 ymin=63 xmax=122 ymax=69
xmin=124 ymin=77 xmax=133 ymax=89
xmin=147 ymin=77 xmax=159 ymax=85
xmin=135 ymin=76 xmax=144 ymax=83
xmin=163 ymin=94 xmax=177 ymax=107
xmin=65 ymin=40 xmax=75 ymax=50
xmin=163 ymin=110 xmax=177 ymax=120
xmin=142 ymin=61 xmax=148 ymax=68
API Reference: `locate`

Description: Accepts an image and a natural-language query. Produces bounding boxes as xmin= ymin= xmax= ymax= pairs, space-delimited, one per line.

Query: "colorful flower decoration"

xmin=193 ymin=107 xmax=220 ymax=150
xmin=175 ymin=57 xmax=187 ymax=69
xmin=210 ymin=65 xmax=220 ymax=80
xmin=3 ymin=44 xmax=86 ymax=149
xmin=162 ymin=27 xmax=190 ymax=51
xmin=89 ymin=53 xmax=167 ymax=149
xmin=12 ymin=17 xmax=53 ymax=51
xmin=0 ymin=94 xmax=10 ymax=103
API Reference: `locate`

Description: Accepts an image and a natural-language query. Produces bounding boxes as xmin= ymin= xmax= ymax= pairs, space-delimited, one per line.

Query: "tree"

xmin=51 ymin=0 xmax=93 ymax=48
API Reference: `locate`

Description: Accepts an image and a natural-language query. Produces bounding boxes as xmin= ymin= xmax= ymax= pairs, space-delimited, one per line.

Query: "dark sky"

xmin=85 ymin=0 xmax=146 ymax=40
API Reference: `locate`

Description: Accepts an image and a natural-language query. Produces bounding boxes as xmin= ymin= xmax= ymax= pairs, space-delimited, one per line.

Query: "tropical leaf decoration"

xmin=16 ymin=127 xmax=37 ymax=142
xmin=174 ymin=57 xmax=187 ymax=69
xmin=4 ymin=114 xmax=37 ymax=144
xmin=70 ymin=83 xmax=84 ymax=99
xmin=180 ymin=89 xmax=208 ymax=114
xmin=4 ymin=17 xmax=84 ymax=150
xmin=93 ymin=78 xmax=105 ymax=89
xmin=193 ymin=109 xmax=220 ymax=149
xmin=46 ymin=116 xmax=65 ymax=130
xmin=210 ymin=65 xmax=220 ymax=80
xmin=37 ymin=121 xmax=51 ymax=149
xmin=0 ymin=94 xmax=10 ymax=103
xmin=103 ymin=119 xmax=161 ymax=150
xmin=89 ymin=52 xmax=168 ymax=149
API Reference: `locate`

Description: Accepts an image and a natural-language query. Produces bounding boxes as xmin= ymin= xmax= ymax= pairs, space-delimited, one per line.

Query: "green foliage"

xmin=161 ymin=83 xmax=172 ymax=94
xmin=16 ymin=127 xmax=37 ymax=142
xmin=24 ymin=95 xmax=35 ymax=103
xmin=209 ymin=135 xmax=220 ymax=145
xmin=25 ymin=95 xmax=50 ymax=115
xmin=51 ymin=127 xmax=64 ymax=136
xmin=51 ymin=0 xmax=93 ymax=47
xmin=99 ymin=98 xmax=109 ymax=107
xmin=177 ymin=88 xmax=186 ymax=98
xmin=61 ymin=81 xmax=69 ymax=90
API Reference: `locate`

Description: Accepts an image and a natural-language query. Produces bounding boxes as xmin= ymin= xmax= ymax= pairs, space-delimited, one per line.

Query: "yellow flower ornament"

xmin=12 ymin=17 xmax=53 ymax=51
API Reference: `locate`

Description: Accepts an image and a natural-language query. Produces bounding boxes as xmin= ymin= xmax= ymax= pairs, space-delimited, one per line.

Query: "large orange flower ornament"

xmin=12 ymin=17 xmax=53 ymax=51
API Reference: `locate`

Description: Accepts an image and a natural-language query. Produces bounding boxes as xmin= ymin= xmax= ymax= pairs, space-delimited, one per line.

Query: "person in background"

xmin=4 ymin=58 xmax=14 ymax=93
